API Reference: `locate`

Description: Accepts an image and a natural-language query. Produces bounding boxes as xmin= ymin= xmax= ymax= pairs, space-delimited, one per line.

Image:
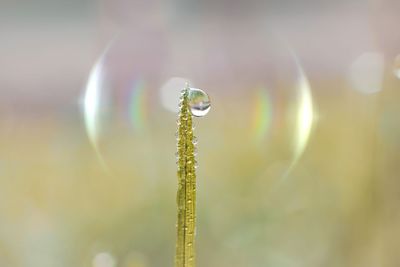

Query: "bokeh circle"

xmin=83 ymin=25 xmax=315 ymax=189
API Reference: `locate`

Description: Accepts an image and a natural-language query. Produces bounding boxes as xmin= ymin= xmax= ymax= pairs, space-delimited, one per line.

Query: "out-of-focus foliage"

xmin=1 ymin=0 xmax=400 ymax=266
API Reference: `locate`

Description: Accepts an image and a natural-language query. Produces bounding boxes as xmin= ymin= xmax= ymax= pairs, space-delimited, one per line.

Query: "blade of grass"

xmin=175 ymin=84 xmax=197 ymax=267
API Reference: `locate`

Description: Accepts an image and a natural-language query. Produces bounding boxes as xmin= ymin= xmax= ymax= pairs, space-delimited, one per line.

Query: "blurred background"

xmin=1 ymin=0 xmax=400 ymax=266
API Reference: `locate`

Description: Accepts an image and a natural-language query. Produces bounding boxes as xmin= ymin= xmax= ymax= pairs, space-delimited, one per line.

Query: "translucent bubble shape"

xmin=83 ymin=27 xmax=315 ymax=188
xmin=188 ymin=88 xmax=211 ymax=117
xmin=82 ymin=16 xmax=317 ymax=267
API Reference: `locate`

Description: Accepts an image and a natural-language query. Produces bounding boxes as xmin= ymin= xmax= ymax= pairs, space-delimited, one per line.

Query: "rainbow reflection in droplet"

xmin=188 ymin=87 xmax=211 ymax=117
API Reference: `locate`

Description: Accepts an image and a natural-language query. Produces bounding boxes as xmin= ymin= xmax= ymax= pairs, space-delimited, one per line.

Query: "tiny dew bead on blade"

xmin=175 ymin=83 xmax=210 ymax=267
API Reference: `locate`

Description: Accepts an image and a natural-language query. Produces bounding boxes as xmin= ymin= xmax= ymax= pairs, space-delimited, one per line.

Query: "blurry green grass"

xmin=0 ymin=82 xmax=399 ymax=267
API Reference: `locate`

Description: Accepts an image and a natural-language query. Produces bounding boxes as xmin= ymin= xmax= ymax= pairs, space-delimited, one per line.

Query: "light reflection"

xmin=293 ymin=66 xmax=314 ymax=164
xmin=83 ymin=46 xmax=113 ymax=173
xmin=393 ymin=54 xmax=400 ymax=79
xmin=83 ymin=37 xmax=153 ymax=171
xmin=159 ymin=77 xmax=190 ymax=113
xmin=92 ymin=252 xmax=116 ymax=267
xmin=272 ymin=55 xmax=315 ymax=188
xmin=251 ymin=87 xmax=272 ymax=142
xmin=285 ymin=45 xmax=315 ymax=173
xmin=349 ymin=52 xmax=384 ymax=94
xmin=128 ymin=79 xmax=147 ymax=131
xmin=84 ymin=56 xmax=104 ymax=147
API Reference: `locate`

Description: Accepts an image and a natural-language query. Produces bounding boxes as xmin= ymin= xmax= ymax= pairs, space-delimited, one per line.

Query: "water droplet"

xmin=188 ymin=88 xmax=211 ymax=117
xmin=393 ymin=55 xmax=400 ymax=79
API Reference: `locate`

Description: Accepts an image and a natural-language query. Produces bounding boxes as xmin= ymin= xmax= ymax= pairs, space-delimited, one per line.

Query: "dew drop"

xmin=193 ymin=136 xmax=198 ymax=144
xmin=188 ymin=88 xmax=211 ymax=117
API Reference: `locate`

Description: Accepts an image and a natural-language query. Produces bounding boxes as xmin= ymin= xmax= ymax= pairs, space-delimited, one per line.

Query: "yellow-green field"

xmin=0 ymin=79 xmax=399 ymax=267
